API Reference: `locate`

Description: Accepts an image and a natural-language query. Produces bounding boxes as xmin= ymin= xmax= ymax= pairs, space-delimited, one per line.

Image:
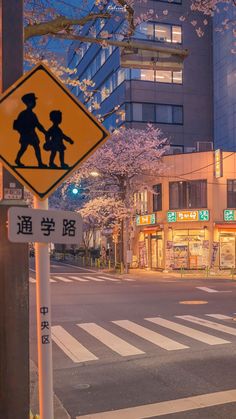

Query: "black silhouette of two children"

xmin=13 ymin=93 xmax=74 ymax=169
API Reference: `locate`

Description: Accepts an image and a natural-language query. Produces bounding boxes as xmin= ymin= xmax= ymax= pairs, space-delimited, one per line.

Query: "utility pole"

xmin=0 ymin=2 xmax=29 ymax=418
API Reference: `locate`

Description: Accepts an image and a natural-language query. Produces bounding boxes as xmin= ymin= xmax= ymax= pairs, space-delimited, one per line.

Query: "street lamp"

xmin=90 ymin=171 xmax=100 ymax=177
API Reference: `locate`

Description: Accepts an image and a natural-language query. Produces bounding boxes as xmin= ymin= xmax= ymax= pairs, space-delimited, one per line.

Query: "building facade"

xmin=213 ymin=4 xmax=236 ymax=151
xmin=132 ymin=151 xmax=236 ymax=271
xmin=68 ymin=0 xmax=213 ymax=153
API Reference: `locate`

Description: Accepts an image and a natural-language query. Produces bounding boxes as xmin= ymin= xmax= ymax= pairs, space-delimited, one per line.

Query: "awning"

xmin=143 ymin=225 xmax=162 ymax=233
xmin=215 ymin=223 xmax=236 ymax=230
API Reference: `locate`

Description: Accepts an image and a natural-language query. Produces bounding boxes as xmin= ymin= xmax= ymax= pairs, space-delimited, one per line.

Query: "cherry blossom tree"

xmin=79 ymin=196 xmax=126 ymax=256
xmin=63 ymin=124 xmax=168 ymax=269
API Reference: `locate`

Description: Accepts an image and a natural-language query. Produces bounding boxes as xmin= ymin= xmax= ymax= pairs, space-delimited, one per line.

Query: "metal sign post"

xmin=34 ymin=197 xmax=54 ymax=419
xmin=2 ymin=60 xmax=109 ymax=419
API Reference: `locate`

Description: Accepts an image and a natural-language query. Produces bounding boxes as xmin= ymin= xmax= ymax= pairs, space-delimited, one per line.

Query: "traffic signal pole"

xmin=0 ymin=2 xmax=29 ymax=418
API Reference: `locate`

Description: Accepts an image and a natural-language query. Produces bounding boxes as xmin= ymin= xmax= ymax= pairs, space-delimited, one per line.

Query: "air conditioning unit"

xmin=166 ymin=146 xmax=184 ymax=155
xmin=196 ymin=141 xmax=213 ymax=152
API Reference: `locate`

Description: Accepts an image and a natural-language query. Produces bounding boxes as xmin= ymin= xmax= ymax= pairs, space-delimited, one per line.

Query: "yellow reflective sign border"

xmin=0 ymin=63 xmax=109 ymax=199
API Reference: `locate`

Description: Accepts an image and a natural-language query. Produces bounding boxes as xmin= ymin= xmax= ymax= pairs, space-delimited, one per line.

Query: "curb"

xmin=30 ymin=359 xmax=71 ymax=419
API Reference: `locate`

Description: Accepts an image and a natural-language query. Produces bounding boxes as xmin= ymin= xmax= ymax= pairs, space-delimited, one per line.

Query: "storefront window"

xmin=172 ymin=229 xmax=208 ymax=269
xmin=220 ymin=233 xmax=236 ymax=268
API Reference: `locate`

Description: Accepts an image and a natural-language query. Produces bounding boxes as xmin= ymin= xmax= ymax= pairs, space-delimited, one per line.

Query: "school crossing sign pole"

xmin=0 ymin=63 xmax=109 ymax=419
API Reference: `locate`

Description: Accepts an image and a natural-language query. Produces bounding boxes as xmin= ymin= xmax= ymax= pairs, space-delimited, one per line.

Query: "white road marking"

xmin=76 ymin=389 xmax=236 ymax=418
xmin=78 ymin=323 xmax=144 ymax=356
xmin=97 ymin=276 xmax=120 ymax=282
xmin=146 ymin=317 xmax=229 ymax=345
xmin=68 ymin=276 xmax=89 ymax=282
xmin=52 ymin=325 xmax=97 ymax=363
xmin=196 ymin=287 xmax=219 ymax=293
xmin=30 ymin=277 xmax=56 ymax=283
xmin=53 ymin=276 xmax=73 ymax=283
xmin=84 ymin=276 xmax=105 ymax=282
xmin=112 ymin=320 xmax=188 ymax=351
xmin=54 ymin=261 xmax=97 ymax=272
xmin=123 ymin=278 xmax=136 ymax=282
xmin=176 ymin=315 xmax=236 ymax=337
xmin=206 ymin=314 xmax=232 ymax=320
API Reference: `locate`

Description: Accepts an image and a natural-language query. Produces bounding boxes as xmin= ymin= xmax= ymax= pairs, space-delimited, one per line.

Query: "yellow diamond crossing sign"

xmin=0 ymin=63 xmax=109 ymax=199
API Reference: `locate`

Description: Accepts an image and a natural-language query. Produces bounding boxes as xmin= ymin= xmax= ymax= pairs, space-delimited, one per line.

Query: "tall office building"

xmin=213 ymin=3 xmax=236 ymax=151
xmin=68 ymin=0 xmax=213 ymax=153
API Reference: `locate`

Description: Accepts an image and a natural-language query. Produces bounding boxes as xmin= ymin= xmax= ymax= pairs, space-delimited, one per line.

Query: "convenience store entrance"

xmin=172 ymin=229 xmax=208 ymax=269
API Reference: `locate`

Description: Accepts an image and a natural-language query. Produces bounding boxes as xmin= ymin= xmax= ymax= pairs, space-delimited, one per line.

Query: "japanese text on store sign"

xmin=215 ymin=149 xmax=223 ymax=178
xmin=8 ymin=207 xmax=82 ymax=244
xmin=136 ymin=213 xmax=156 ymax=226
xmin=224 ymin=209 xmax=236 ymax=221
xmin=167 ymin=210 xmax=209 ymax=222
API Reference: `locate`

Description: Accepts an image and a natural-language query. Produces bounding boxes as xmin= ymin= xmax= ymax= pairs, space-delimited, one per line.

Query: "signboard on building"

xmin=0 ymin=63 xmax=109 ymax=200
xmin=8 ymin=207 xmax=82 ymax=244
xmin=167 ymin=210 xmax=209 ymax=222
xmin=136 ymin=213 xmax=156 ymax=226
xmin=214 ymin=149 xmax=223 ymax=178
xmin=224 ymin=209 xmax=236 ymax=221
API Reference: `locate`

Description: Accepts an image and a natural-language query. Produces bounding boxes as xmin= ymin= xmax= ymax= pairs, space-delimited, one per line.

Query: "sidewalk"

xmin=57 ymin=257 xmax=236 ymax=281
xmin=124 ymin=268 xmax=236 ymax=281
xmin=30 ymin=359 xmax=71 ymax=419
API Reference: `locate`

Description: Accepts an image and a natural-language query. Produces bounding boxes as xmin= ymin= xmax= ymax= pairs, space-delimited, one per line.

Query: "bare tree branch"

xmin=24 ymin=13 xmax=111 ymax=40
xmin=116 ymin=0 xmax=135 ymax=36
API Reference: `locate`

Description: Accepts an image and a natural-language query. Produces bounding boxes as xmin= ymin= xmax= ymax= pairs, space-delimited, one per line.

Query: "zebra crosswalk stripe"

xmin=78 ymin=323 xmax=144 ymax=356
xmin=176 ymin=315 xmax=236 ymax=337
xmin=123 ymin=278 xmax=136 ymax=282
xmin=97 ymin=276 xmax=120 ymax=282
xmin=112 ymin=320 xmax=188 ymax=351
xmin=52 ymin=325 xmax=97 ymax=363
xmin=84 ymin=276 xmax=104 ymax=282
xmin=146 ymin=317 xmax=229 ymax=345
xmin=68 ymin=276 xmax=89 ymax=282
xmin=206 ymin=314 xmax=232 ymax=320
xmin=53 ymin=276 xmax=73 ymax=283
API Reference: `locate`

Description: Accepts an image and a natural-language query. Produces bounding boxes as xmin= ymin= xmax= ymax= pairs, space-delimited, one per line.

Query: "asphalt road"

xmin=29 ymin=260 xmax=236 ymax=418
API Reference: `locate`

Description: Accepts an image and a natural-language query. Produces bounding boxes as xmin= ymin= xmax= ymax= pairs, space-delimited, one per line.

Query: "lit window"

xmin=172 ymin=26 xmax=182 ymax=43
xmin=173 ymin=71 xmax=182 ymax=84
xmin=134 ymin=190 xmax=148 ymax=214
xmin=117 ymin=68 xmax=126 ymax=85
xmin=156 ymin=70 xmax=172 ymax=83
xmin=137 ymin=22 xmax=154 ymax=39
xmin=155 ymin=24 xmax=171 ymax=42
xmin=140 ymin=69 xmax=155 ymax=81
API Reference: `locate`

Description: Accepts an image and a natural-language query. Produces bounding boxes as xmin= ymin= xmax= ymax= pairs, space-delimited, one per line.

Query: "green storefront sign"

xmin=167 ymin=210 xmax=209 ymax=222
xmin=224 ymin=209 xmax=235 ymax=221
xmin=198 ymin=210 xmax=210 ymax=221
xmin=167 ymin=211 xmax=177 ymax=222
